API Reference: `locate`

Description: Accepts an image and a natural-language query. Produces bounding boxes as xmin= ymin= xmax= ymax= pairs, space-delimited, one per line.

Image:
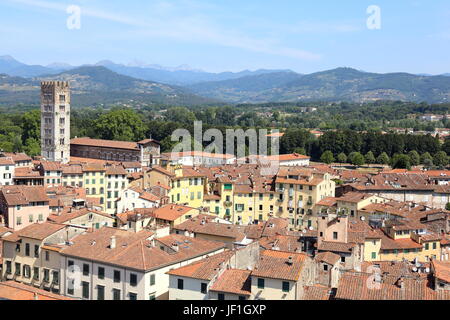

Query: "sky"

xmin=0 ymin=0 xmax=449 ymax=74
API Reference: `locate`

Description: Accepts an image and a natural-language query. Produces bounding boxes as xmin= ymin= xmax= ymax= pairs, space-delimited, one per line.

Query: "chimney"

xmin=110 ymin=236 xmax=116 ymax=249
xmin=34 ymin=293 xmax=39 ymax=300
xmin=287 ymin=256 xmax=293 ymax=265
xmin=172 ymin=243 xmax=179 ymax=252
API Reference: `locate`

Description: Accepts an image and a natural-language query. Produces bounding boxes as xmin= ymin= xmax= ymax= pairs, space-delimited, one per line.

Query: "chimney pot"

xmin=110 ymin=236 xmax=116 ymax=249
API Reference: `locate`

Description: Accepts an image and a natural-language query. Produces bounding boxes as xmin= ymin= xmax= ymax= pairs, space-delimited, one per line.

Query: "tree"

xmin=376 ymin=152 xmax=390 ymax=165
xmin=434 ymin=151 xmax=449 ymax=168
xmin=293 ymin=147 xmax=306 ymax=155
xmin=446 ymin=203 xmax=450 ymax=211
xmin=408 ymin=150 xmax=420 ymax=166
xmin=420 ymin=152 xmax=433 ymax=165
xmin=351 ymin=152 xmax=365 ymax=166
xmin=320 ymin=151 xmax=335 ymax=164
xmin=391 ymin=154 xmax=411 ymax=170
xmin=165 ymin=107 xmax=196 ymax=124
xmin=364 ymin=151 xmax=376 ymax=164
xmin=21 ymin=110 xmax=41 ymax=143
xmin=94 ymin=109 xmax=145 ymax=141
xmin=23 ymin=138 xmax=40 ymax=157
xmin=337 ymin=153 xmax=347 ymax=164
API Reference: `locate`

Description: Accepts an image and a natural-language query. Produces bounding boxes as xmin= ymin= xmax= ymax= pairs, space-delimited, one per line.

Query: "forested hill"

xmin=188 ymin=68 xmax=450 ymax=104
xmin=0 ymin=66 xmax=217 ymax=106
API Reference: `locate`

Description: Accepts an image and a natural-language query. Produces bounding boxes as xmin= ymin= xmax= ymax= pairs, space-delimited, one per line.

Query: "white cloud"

xmin=5 ymin=0 xmax=321 ymax=61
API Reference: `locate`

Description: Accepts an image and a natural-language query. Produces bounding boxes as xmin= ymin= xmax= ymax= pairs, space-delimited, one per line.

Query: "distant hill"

xmin=188 ymin=71 xmax=304 ymax=103
xmin=0 ymin=66 xmax=217 ymax=106
xmin=0 ymin=55 xmax=292 ymax=85
xmin=93 ymin=60 xmax=291 ymax=85
xmin=188 ymin=68 xmax=450 ymax=104
xmin=0 ymin=55 xmax=64 ymax=77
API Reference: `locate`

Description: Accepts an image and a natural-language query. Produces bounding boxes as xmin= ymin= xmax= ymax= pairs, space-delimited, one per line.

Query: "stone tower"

xmin=40 ymin=81 xmax=71 ymax=163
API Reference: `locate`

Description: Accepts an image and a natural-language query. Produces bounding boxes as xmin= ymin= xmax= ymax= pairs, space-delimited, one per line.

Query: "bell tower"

xmin=40 ymin=81 xmax=71 ymax=163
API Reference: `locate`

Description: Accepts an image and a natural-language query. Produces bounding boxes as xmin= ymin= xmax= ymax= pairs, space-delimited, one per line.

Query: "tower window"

xmin=59 ymin=95 xmax=66 ymax=102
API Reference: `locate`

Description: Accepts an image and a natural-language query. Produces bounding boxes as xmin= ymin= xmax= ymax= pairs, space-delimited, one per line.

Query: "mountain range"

xmin=0 ymin=65 xmax=217 ymax=106
xmin=1 ymin=55 xmax=450 ymax=105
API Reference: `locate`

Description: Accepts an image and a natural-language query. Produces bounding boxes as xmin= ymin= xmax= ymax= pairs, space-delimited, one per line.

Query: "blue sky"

xmin=0 ymin=0 xmax=449 ymax=74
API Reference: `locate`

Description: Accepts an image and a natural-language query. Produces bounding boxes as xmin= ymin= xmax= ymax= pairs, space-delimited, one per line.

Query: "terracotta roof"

xmin=0 ymin=157 xmax=14 ymax=165
xmin=13 ymin=167 xmax=42 ymax=178
xmin=174 ymin=215 xmax=247 ymax=242
xmin=167 ymin=250 xmax=234 ymax=280
xmin=335 ymin=272 xmax=449 ymax=300
xmin=163 ymin=151 xmax=235 ymax=160
xmin=380 ymin=234 xmax=423 ymax=250
xmin=210 ymin=269 xmax=252 ymax=296
xmin=432 ymin=260 xmax=450 ymax=283
xmin=314 ymin=251 xmax=341 ymax=265
xmin=39 ymin=161 xmax=62 ymax=171
xmin=252 ymin=250 xmax=309 ymax=281
xmin=317 ymin=197 xmax=338 ymax=207
xmin=3 ymin=222 xmax=66 ymax=242
xmin=71 ymin=137 xmax=140 ymax=151
xmin=105 ymin=165 xmax=127 ymax=175
xmin=62 ymin=228 xmax=225 ymax=271
xmin=318 ymin=241 xmax=356 ymax=253
xmin=303 ymin=285 xmax=331 ymax=300
xmin=2 ymin=153 xmax=32 ymax=162
xmin=121 ymin=161 xmax=142 ymax=168
xmin=0 ymin=281 xmax=73 ymax=300
xmin=152 ymin=204 xmax=196 ymax=222
xmin=137 ymin=139 xmax=160 ymax=145
xmin=259 ymin=235 xmax=302 ymax=253
xmin=47 ymin=208 xmax=114 ymax=224
xmin=268 ymin=153 xmax=310 ymax=161
xmin=1 ymin=185 xmax=49 ymax=206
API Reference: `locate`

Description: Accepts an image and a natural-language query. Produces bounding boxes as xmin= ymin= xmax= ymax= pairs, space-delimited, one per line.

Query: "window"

xmin=25 ymin=243 xmax=30 ymax=256
xmin=52 ymin=270 xmax=59 ymax=285
xmin=130 ymin=273 xmax=137 ymax=287
xmin=177 ymin=279 xmax=184 ymax=290
xmin=68 ymin=260 xmax=74 ymax=268
xmin=371 ymin=252 xmax=377 ymax=260
xmin=83 ymin=264 xmax=89 ymax=276
xmin=201 ymin=283 xmax=207 ymax=294
xmin=341 ymin=257 xmax=346 ymax=263
xmin=98 ymin=267 xmax=105 ymax=280
xmin=257 ymin=278 xmax=265 ymax=289
xmin=6 ymin=261 xmax=12 ymax=274
xmin=129 ymin=293 xmax=137 ymax=300
xmin=114 ymin=270 xmax=121 ymax=283
xmin=323 ymin=264 xmax=328 ymax=271
xmin=33 ymin=267 xmax=39 ymax=280
xmin=43 ymin=269 xmax=50 ymax=282
xmin=97 ymin=285 xmax=105 ymax=300
xmin=433 ymin=242 xmax=437 ymax=250
xmin=45 ymin=250 xmax=49 ymax=261
xmin=15 ymin=243 xmax=20 ymax=252
xmin=23 ymin=265 xmax=31 ymax=278
xmin=425 ymin=243 xmax=430 ymax=250
xmin=113 ymin=289 xmax=121 ymax=300
xmin=149 ymin=294 xmax=156 ymax=300
xmin=82 ymin=281 xmax=89 ymax=299
xmin=282 ymin=281 xmax=290 ymax=293
xmin=333 ymin=232 xmax=338 ymax=240
xmin=239 ymin=296 xmax=246 ymax=300
xmin=218 ymin=293 xmax=225 ymax=300
xmin=15 ymin=263 xmax=21 ymax=276
xmin=150 ymin=274 xmax=155 ymax=286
